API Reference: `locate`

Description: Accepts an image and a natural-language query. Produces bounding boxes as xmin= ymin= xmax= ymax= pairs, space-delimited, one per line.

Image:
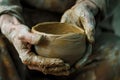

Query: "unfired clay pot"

xmin=32 ymin=22 xmax=86 ymax=65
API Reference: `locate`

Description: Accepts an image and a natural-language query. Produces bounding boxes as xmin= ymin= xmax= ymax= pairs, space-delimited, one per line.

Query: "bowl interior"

xmin=32 ymin=22 xmax=84 ymax=35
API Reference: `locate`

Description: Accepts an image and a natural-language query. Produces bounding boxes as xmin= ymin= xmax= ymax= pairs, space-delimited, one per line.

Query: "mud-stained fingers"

xmin=25 ymin=55 xmax=70 ymax=70
xmin=80 ymin=10 xmax=95 ymax=43
xmin=28 ymin=65 xmax=70 ymax=76
xmin=18 ymin=32 xmax=43 ymax=44
xmin=28 ymin=63 xmax=70 ymax=72
xmin=29 ymin=56 xmax=70 ymax=68
xmin=46 ymin=63 xmax=70 ymax=72
xmin=36 ymin=56 xmax=65 ymax=67
xmin=50 ymin=70 xmax=70 ymax=76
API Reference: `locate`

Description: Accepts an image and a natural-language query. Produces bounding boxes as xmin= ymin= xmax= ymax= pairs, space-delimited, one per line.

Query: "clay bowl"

xmin=32 ymin=22 xmax=86 ymax=65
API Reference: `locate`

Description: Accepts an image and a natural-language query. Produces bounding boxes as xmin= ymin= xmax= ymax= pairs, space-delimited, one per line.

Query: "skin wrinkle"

xmin=61 ymin=1 xmax=96 ymax=42
xmin=0 ymin=14 xmax=70 ymax=76
xmin=27 ymin=55 xmax=70 ymax=75
xmin=27 ymin=56 xmax=70 ymax=76
xmin=76 ymin=0 xmax=100 ymax=14
xmin=0 ymin=0 xmax=107 ymax=76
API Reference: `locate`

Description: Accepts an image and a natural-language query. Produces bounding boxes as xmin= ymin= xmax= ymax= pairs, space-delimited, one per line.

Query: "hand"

xmin=61 ymin=1 xmax=99 ymax=70
xmin=0 ymin=14 xmax=70 ymax=76
xmin=61 ymin=0 xmax=98 ymax=43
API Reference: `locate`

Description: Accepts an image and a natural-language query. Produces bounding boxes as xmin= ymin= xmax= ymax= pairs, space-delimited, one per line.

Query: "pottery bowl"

xmin=32 ymin=22 xmax=86 ymax=65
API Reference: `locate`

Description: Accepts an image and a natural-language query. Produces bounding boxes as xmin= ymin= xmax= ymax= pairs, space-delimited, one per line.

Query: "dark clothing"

xmin=0 ymin=0 xmax=120 ymax=80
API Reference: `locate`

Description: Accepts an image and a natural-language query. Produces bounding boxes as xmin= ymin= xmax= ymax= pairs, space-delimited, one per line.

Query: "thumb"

xmin=60 ymin=10 xmax=70 ymax=23
xmin=19 ymin=32 xmax=43 ymax=44
xmin=80 ymin=11 xmax=95 ymax=43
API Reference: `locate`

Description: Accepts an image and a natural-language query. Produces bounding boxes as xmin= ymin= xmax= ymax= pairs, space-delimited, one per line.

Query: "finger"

xmin=80 ymin=10 xmax=95 ymax=43
xmin=38 ymin=57 xmax=65 ymax=67
xmin=28 ymin=65 xmax=43 ymax=71
xmin=27 ymin=55 xmax=66 ymax=68
xmin=46 ymin=63 xmax=70 ymax=72
xmin=50 ymin=70 xmax=70 ymax=76
xmin=28 ymin=65 xmax=70 ymax=76
xmin=12 ymin=37 xmax=35 ymax=65
xmin=15 ymin=24 xmax=42 ymax=44
xmin=19 ymin=32 xmax=43 ymax=44
xmin=28 ymin=62 xmax=70 ymax=72
xmin=45 ymin=59 xmax=64 ymax=67
xmin=28 ymin=64 xmax=70 ymax=73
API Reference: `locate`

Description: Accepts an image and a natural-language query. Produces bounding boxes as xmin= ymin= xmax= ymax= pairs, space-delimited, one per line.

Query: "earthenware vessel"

xmin=32 ymin=22 xmax=86 ymax=65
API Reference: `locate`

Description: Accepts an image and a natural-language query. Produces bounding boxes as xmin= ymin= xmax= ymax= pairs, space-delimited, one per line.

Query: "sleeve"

xmin=0 ymin=0 xmax=24 ymax=23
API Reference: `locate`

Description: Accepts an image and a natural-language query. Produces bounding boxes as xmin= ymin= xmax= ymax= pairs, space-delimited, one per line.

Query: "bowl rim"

xmin=32 ymin=22 xmax=85 ymax=36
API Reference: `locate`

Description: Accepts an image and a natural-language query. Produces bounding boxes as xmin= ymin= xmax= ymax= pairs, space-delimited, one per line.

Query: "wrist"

xmin=75 ymin=0 xmax=99 ymax=15
xmin=0 ymin=14 xmax=21 ymax=32
xmin=0 ymin=14 xmax=22 ymax=41
xmin=76 ymin=0 xmax=106 ymax=15
xmin=0 ymin=14 xmax=21 ymax=26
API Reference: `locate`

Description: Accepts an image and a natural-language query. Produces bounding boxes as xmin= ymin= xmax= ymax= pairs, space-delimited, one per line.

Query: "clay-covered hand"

xmin=0 ymin=14 xmax=70 ymax=76
xmin=61 ymin=0 xmax=99 ymax=43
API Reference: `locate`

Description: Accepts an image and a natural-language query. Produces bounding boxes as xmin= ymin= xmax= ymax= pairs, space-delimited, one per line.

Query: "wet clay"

xmin=32 ymin=22 xmax=86 ymax=65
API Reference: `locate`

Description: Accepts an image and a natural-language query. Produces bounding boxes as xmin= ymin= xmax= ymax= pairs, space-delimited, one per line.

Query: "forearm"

xmin=0 ymin=14 xmax=21 ymax=26
xmin=0 ymin=0 xmax=26 ymax=41
xmin=0 ymin=0 xmax=24 ymax=23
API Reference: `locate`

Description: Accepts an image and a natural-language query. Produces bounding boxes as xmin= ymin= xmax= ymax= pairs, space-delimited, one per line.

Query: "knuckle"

xmin=18 ymin=33 xmax=24 ymax=39
xmin=19 ymin=53 xmax=33 ymax=65
xmin=21 ymin=58 xmax=30 ymax=65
